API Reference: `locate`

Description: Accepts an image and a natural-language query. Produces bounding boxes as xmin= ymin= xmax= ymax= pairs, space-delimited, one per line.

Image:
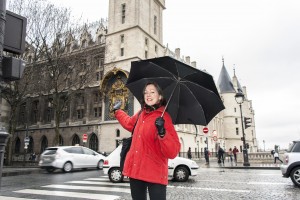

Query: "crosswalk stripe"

xmin=15 ymin=189 xmax=120 ymax=200
xmin=0 ymin=196 xmax=41 ymax=200
xmin=42 ymin=184 xmax=131 ymax=193
xmin=168 ymin=185 xmax=250 ymax=193
xmin=85 ymin=178 xmax=109 ymax=181
xmin=66 ymin=180 xmax=129 ymax=187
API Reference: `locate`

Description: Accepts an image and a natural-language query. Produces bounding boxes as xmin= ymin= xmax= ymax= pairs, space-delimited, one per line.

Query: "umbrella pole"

xmin=161 ymin=82 xmax=179 ymax=117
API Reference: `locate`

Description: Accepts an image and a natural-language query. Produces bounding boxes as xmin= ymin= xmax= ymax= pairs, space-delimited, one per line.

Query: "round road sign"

xmin=213 ymin=136 xmax=218 ymax=141
xmin=83 ymin=134 xmax=88 ymax=142
xmin=203 ymin=127 xmax=209 ymax=134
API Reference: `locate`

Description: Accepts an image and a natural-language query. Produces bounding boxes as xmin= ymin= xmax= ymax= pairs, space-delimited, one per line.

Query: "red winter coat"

xmin=115 ymin=106 xmax=180 ymax=185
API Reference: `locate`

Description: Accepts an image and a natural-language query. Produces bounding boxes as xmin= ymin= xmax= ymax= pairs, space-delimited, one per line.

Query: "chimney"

xmin=191 ymin=61 xmax=197 ymax=68
xmin=185 ymin=56 xmax=190 ymax=64
xmin=175 ymin=48 xmax=180 ymax=59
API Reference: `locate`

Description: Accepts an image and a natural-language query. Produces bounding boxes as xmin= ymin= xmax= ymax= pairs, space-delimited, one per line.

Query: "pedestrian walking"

xmin=233 ymin=146 xmax=239 ymax=164
xmin=228 ymin=148 xmax=233 ymax=163
xmin=204 ymin=147 xmax=210 ymax=165
xmin=218 ymin=147 xmax=225 ymax=165
xmin=113 ymin=82 xmax=180 ymax=200
xmin=274 ymin=151 xmax=283 ymax=163
xmin=187 ymin=147 xmax=192 ymax=159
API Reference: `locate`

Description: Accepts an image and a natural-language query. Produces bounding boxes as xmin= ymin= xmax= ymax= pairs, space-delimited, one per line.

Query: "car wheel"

xmin=290 ymin=166 xmax=300 ymax=187
xmin=173 ymin=166 xmax=189 ymax=182
xmin=97 ymin=160 xmax=104 ymax=170
xmin=46 ymin=168 xmax=55 ymax=173
xmin=109 ymin=167 xmax=124 ymax=183
xmin=63 ymin=162 xmax=73 ymax=172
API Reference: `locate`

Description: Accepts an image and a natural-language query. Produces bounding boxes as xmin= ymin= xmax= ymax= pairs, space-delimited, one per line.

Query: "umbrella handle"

xmin=161 ymin=82 xmax=179 ymax=117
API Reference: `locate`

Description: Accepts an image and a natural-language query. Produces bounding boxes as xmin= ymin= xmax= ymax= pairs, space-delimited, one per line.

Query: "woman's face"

xmin=144 ymin=84 xmax=162 ymax=106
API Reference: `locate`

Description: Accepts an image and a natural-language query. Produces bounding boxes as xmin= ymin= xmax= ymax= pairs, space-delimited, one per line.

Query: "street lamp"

xmin=235 ymin=92 xmax=250 ymax=166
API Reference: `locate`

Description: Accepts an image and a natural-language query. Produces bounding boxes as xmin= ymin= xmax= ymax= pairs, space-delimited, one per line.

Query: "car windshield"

xmin=287 ymin=141 xmax=300 ymax=152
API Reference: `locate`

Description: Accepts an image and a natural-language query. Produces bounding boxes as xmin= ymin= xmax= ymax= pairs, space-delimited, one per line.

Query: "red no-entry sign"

xmin=203 ymin=127 xmax=209 ymax=134
xmin=83 ymin=133 xmax=88 ymax=143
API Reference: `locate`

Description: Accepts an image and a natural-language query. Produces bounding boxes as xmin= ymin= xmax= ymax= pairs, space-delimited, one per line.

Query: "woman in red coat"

xmin=114 ymin=82 xmax=180 ymax=200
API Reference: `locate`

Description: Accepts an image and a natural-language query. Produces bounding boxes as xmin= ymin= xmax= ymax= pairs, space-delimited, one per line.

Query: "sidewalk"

xmin=195 ymin=157 xmax=281 ymax=170
xmin=1 ymin=165 xmax=42 ymax=177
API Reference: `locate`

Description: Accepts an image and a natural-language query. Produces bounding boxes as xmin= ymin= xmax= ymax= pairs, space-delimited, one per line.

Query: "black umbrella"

xmin=126 ymin=56 xmax=225 ymax=125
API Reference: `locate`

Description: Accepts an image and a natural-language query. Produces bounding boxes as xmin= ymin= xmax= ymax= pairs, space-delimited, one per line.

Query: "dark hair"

xmin=140 ymin=82 xmax=166 ymax=107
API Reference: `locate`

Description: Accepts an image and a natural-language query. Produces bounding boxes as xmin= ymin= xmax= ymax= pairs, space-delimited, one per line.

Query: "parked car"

xmin=39 ymin=146 xmax=106 ymax=173
xmin=280 ymin=139 xmax=300 ymax=187
xmin=103 ymin=144 xmax=199 ymax=183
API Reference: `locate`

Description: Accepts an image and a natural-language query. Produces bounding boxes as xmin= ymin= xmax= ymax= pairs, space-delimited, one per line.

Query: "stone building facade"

xmin=5 ymin=0 xmax=257 ymax=161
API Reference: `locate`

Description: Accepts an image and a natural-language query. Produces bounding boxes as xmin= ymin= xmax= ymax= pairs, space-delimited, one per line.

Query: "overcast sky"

xmin=46 ymin=0 xmax=300 ymax=150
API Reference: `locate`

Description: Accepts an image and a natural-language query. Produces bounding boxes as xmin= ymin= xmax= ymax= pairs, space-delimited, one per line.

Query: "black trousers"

xmin=129 ymin=178 xmax=166 ymax=200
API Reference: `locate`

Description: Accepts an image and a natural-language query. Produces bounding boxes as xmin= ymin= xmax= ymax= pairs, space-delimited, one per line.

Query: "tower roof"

xmin=217 ymin=58 xmax=236 ymax=93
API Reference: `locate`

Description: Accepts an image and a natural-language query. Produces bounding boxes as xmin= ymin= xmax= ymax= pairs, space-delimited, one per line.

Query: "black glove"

xmin=155 ymin=117 xmax=165 ymax=137
xmin=113 ymin=101 xmax=122 ymax=112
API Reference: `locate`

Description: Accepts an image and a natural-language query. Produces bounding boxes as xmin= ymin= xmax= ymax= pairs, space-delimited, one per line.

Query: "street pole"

xmin=238 ymin=104 xmax=250 ymax=166
xmin=263 ymin=140 xmax=265 ymax=152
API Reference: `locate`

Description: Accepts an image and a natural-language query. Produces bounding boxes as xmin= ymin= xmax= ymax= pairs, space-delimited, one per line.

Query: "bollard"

xmin=0 ymin=130 xmax=10 ymax=190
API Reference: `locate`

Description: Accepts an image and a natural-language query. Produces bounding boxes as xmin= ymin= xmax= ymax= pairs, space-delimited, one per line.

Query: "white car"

xmin=39 ymin=146 xmax=106 ymax=173
xmin=103 ymin=145 xmax=199 ymax=183
xmin=280 ymin=139 xmax=300 ymax=187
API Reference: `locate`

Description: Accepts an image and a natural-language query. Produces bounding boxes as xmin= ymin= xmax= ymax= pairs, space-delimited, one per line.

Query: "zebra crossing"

xmin=0 ymin=177 xmax=131 ymax=200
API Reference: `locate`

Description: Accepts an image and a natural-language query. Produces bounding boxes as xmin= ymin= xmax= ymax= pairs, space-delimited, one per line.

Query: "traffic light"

xmin=246 ymin=143 xmax=249 ymax=149
xmin=244 ymin=117 xmax=252 ymax=129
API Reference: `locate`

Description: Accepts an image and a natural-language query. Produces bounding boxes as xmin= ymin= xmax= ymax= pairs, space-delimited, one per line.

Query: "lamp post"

xmin=235 ymin=92 xmax=250 ymax=166
xmin=263 ymin=140 xmax=265 ymax=152
xmin=197 ymin=141 xmax=199 ymax=158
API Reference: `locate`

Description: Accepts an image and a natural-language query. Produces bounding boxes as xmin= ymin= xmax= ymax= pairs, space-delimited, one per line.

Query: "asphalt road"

xmin=0 ymin=167 xmax=299 ymax=200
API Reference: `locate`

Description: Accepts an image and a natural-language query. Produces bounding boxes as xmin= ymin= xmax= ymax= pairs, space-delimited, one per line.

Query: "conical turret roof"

xmin=217 ymin=58 xmax=236 ymax=93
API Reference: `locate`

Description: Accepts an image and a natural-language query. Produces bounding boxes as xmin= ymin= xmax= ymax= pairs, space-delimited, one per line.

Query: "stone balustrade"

xmin=236 ymin=152 xmax=284 ymax=164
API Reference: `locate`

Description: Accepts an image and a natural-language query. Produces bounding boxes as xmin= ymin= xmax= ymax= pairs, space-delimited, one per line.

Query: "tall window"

xmin=40 ymin=136 xmax=48 ymax=153
xmin=94 ymin=107 xmax=102 ymax=117
xmin=235 ymin=118 xmax=238 ymax=124
xmin=121 ymin=4 xmax=126 ymax=24
xmin=77 ymin=109 xmax=84 ymax=119
xmin=120 ymin=34 xmax=124 ymax=43
xmin=72 ymin=134 xmax=80 ymax=145
xmin=154 ymin=16 xmax=157 ymax=34
xmin=32 ymin=101 xmax=39 ymax=123
xmin=236 ymin=127 xmax=239 ymax=135
xmin=82 ymin=40 xmax=87 ymax=48
xmin=155 ymin=45 xmax=158 ymax=53
xmin=59 ymin=135 xmax=64 ymax=146
xmin=121 ymin=48 xmax=124 ymax=56
xmin=145 ymin=51 xmax=148 ymax=59
xmin=20 ymin=103 xmax=26 ymax=124
xmin=89 ymin=133 xmax=99 ymax=152
xmin=94 ymin=92 xmax=100 ymax=103
xmin=145 ymin=38 xmax=148 ymax=46
xmin=14 ymin=137 xmax=21 ymax=153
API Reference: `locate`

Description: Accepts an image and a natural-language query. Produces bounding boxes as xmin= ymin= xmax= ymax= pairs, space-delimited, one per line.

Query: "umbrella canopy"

xmin=126 ymin=56 xmax=225 ymax=125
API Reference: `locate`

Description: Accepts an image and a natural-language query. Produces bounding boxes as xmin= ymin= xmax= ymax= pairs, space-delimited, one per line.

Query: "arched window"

xmin=14 ymin=137 xmax=21 ymax=153
xmin=59 ymin=135 xmax=64 ymax=146
xmin=40 ymin=136 xmax=48 ymax=153
xmin=89 ymin=133 xmax=98 ymax=152
xmin=72 ymin=134 xmax=80 ymax=146
xmin=28 ymin=136 xmax=34 ymax=153
xmin=116 ymin=129 xmax=120 ymax=137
